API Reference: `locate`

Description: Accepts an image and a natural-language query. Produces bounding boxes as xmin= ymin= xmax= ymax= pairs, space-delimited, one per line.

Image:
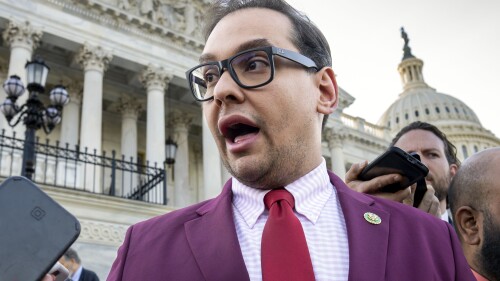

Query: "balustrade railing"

xmin=0 ymin=130 xmax=167 ymax=205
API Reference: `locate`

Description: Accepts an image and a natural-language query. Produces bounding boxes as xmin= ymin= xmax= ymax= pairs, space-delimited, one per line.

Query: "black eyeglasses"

xmin=185 ymin=46 xmax=318 ymax=102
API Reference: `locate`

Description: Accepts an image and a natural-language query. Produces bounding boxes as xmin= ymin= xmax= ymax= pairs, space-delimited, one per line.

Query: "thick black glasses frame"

xmin=185 ymin=46 xmax=319 ymax=102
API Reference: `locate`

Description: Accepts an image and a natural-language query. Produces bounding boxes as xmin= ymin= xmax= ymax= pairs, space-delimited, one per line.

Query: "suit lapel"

xmin=184 ymin=179 xmax=250 ymax=281
xmin=185 ymin=171 xmax=390 ymax=281
xmin=329 ymin=171 xmax=390 ymax=281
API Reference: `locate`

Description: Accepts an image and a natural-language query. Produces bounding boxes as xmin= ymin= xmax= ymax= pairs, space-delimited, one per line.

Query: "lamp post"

xmin=165 ymin=136 xmax=177 ymax=166
xmin=0 ymin=58 xmax=69 ymax=180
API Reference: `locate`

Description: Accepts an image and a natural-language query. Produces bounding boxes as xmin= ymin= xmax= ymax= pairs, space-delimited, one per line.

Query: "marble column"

xmin=0 ymin=59 xmax=9 ymax=177
xmin=140 ymin=64 xmax=171 ymax=168
xmin=75 ymin=43 xmax=112 ymax=192
xmin=75 ymin=43 xmax=112 ymax=154
xmin=169 ymin=111 xmax=192 ymax=208
xmin=59 ymin=80 xmax=83 ymax=149
xmin=117 ymin=97 xmax=144 ymax=197
xmin=118 ymin=97 xmax=143 ymax=162
xmin=192 ymin=143 xmax=202 ymax=203
xmin=201 ymin=114 xmax=225 ymax=200
xmin=325 ymin=127 xmax=347 ymax=179
xmin=55 ymin=80 xmax=82 ymax=187
xmin=2 ymin=20 xmax=42 ymax=137
xmin=0 ymin=58 xmax=8 ymax=132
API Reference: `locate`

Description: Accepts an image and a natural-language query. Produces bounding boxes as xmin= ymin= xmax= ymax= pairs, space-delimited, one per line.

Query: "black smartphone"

xmin=359 ymin=146 xmax=429 ymax=193
xmin=409 ymin=153 xmax=428 ymax=207
xmin=0 ymin=176 xmax=81 ymax=281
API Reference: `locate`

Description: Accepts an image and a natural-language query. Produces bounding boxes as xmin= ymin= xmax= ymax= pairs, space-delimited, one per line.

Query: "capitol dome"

xmin=379 ymin=78 xmax=482 ymax=132
xmin=378 ymin=28 xmax=499 ymax=160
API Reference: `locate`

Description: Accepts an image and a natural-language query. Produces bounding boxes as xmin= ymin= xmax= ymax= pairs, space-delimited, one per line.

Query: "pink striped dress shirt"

xmin=232 ymin=159 xmax=349 ymax=281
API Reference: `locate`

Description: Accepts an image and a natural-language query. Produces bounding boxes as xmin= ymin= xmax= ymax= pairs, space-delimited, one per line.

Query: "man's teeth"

xmin=234 ymin=134 xmax=249 ymax=144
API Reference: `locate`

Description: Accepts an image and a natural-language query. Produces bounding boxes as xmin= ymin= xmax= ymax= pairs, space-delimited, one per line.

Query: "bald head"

xmin=448 ymin=147 xmax=500 ymax=280
xmin=449 ymin=147 xmax=500 ymax=215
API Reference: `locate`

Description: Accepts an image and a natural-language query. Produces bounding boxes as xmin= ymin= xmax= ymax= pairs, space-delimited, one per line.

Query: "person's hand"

xmin=347 ymin=161 xmax=441 ymax=217
xmin=42 ymin=274 xmax=56 ymax=281
xmin=346 ymin=161 xmax=411 ymax=202
xmin=403 ymin=184 xmax=441 ymax=218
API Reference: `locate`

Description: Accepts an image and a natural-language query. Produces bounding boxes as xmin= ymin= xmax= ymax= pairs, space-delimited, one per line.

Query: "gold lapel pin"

xmin=364 ymin=212 xmax=382 ymax=225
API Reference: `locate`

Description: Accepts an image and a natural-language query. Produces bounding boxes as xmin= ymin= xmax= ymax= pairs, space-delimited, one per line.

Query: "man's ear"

xmin=449 ymin=163 xmax=459 ymax=178
xmin=316 ymin=67 xmax=338 ymax=115
xmin=455 ymin=206 xmax=482 ymax=245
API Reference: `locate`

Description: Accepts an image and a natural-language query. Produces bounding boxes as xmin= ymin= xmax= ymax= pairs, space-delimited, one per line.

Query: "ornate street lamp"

xmin=165 ymin=136 xmax=177 ymax=166
xmin=0 ymin=58 xmax=69 ymax=180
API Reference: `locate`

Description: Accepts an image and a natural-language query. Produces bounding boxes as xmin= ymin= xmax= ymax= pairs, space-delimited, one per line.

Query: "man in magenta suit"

xmin=108 ymin=0 xmax=474 ymax=280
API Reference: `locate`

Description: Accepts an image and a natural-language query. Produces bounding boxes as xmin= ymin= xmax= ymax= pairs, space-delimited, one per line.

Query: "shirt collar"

xmin=71 ymin=265 xmax=83 ymax=281
xmin=232 ymin=159 xmax=333 ymax=228
xmin=440 ymin=210 xmax=449 ymax=222
xmin=471 ymin=268 xmax=490 ymax=281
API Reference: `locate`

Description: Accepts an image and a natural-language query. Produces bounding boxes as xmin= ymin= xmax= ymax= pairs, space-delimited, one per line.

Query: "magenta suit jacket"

xmin=107 ymin=171 xmax=474 ymax=281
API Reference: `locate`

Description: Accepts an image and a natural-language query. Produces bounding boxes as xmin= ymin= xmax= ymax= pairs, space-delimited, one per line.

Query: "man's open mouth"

xmin=219 ymin=117 xmax=260 ymax=144
xmin=226 ymin=123 xmax=260 ymax=143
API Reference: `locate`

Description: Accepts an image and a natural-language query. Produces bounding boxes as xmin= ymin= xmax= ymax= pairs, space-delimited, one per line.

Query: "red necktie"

xmin=261 ymin=189 xmax=315 ymax=281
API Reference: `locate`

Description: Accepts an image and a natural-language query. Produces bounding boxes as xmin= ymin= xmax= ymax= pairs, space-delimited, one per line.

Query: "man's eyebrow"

xmin=422 ymin=148 xmax=443 ymax=155
xmin=199 ymin=38 xmax=273 ymax=64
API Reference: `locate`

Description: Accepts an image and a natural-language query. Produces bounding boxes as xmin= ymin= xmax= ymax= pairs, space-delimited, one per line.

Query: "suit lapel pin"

xmin=364 ymin=212 xmax=381 ymax=225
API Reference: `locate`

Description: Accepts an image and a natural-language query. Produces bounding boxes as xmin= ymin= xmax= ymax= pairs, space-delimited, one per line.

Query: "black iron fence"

xmin=0 ymin=130 xmax=167 ymax=205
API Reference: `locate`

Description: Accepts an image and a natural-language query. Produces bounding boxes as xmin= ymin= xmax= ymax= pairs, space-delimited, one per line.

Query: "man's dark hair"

xmin=62 ymin=248 xmax=81 ymax=264
xmin=203 ymin=0 xmax=334 ymax=130
xmin=390 ymin=121 xmax=460 ymax=167
xmin=203 ymin=0 xmax=332 ymax=69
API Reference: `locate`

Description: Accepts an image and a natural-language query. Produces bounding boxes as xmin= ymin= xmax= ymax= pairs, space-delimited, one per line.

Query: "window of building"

xmin=425 ymin=108 xmax=430 ymax=115
xmin=415 ymin=110 xmax=419 ymax=117
xmin=436 ymin=107 xmax=440 ymax=113
xmin=405 ymin=113 xmax=409 ymax=120
xmin=455 ymin=107 xmax=459 ymax=113
xmin=396 ymin=117 xmax=399 ymax=124
xmin=462 ymin=145 xmax=469 ymax=159
xmin=445 ymin=106 xmax=450 ymax=113
xmin=474 ymin=145 xmax=478 ymax=153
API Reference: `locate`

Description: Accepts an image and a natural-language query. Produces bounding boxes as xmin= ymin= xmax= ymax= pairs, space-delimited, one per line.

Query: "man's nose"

xmin=212 ymin=71 xmax=245 ymax=106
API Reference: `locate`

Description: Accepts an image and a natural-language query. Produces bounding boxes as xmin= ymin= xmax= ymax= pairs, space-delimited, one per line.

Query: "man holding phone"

xmin=347 ymin=121 xmax=459 ymax=221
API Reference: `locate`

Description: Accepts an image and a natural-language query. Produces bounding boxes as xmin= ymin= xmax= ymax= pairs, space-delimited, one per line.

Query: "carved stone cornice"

xmin=78 ymin=218 xmax=127 ymax=246
xmin=75 ymin=43 xmax=113 ymax=72
xmin=50 ymin=0 xmax=207 ymax=53
xmin=2 ymin=20 xmax=42 ymax=51
xmin=140 ymin=64 xmax=172 ymax=91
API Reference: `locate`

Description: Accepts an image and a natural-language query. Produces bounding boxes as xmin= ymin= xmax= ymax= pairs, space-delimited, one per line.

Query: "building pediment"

xmin=56 ymin=0 xmax=207 ymax=52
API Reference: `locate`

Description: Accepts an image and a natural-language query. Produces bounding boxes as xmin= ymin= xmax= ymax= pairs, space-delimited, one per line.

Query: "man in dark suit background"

xmin=59 ymin=248 xmax=99 ymax=281
xmin=107 ymin=1 xmax=475 ymax=280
